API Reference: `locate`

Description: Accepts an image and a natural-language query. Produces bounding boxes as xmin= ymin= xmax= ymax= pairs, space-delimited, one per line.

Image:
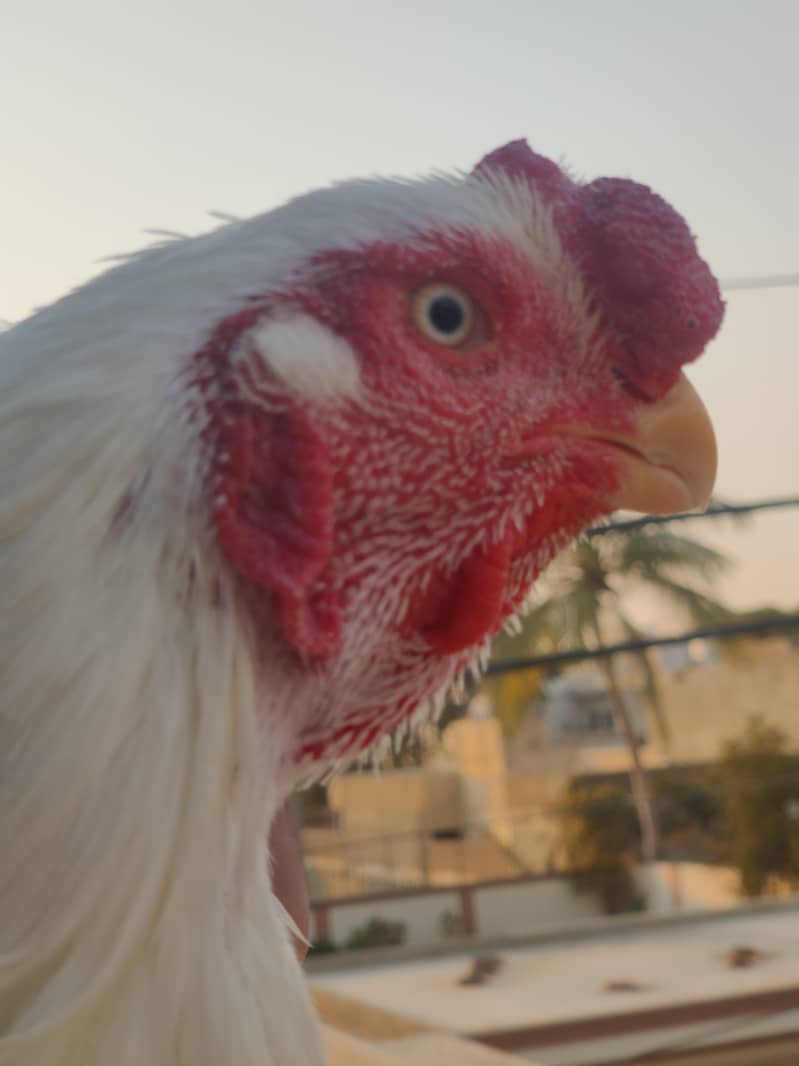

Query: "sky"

xmin=2 ymin=0 xmax=798 ymax=614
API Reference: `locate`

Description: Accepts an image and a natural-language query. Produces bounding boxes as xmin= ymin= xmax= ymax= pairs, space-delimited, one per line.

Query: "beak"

xmin=609 ymin=373 xmax=717 ymax=515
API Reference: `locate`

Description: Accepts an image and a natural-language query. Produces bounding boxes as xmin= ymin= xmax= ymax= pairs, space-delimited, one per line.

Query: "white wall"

xmin=313 ymin=878 xmax=602 ymax=949
xmin=474 ymin=879 xmax=601 ymax=939
xmin=312 ymin=864 xmax=745 ymax=951
xmin=638 ymin=862 xmax=740 ymax=913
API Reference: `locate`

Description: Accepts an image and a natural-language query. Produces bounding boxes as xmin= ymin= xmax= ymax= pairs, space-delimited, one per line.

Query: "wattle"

xmin=404 ymin=527 xmax=516 ymax=655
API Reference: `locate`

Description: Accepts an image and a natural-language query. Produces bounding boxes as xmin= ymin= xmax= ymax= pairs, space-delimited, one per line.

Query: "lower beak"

xmin=609 ymin=372 xmax=717 ymax=515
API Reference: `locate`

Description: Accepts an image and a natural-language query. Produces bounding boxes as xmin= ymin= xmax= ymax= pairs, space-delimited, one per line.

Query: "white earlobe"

xmin=249 ymin=314 xmax=362 ymax=400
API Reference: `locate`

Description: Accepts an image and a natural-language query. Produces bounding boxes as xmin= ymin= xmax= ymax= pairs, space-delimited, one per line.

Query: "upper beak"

xmin=609 ymin=373 xmax=717 ymax=515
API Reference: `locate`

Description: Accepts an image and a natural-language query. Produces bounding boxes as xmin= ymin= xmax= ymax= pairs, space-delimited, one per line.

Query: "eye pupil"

xmin=412 ymin=284 xmax=475 ymax=348
xmin=428 ymin=295 xmax=465 ymax=335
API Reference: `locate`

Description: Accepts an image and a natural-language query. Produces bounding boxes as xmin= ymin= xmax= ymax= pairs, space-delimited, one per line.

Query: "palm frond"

xmin=523 ymin=583 xmax=603 ymax=651
xmin=616 ymin=529 xmax=729 ymax=581
xmin=639 ymin=573 xmax=736 ymax=628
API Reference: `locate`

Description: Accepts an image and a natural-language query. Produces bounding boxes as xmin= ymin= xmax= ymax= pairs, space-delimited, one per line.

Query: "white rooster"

xmin=0 ymin=140 xmax=722 ymax=1065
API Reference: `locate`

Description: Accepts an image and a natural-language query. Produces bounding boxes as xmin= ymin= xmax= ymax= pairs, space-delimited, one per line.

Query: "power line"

xmin=588 ymin=495 xmax=799 ymax=537
xmin=721 ymin=273 xmax=799 ymax=292
xmin=486 ymin=613 xmax=799 ymax=676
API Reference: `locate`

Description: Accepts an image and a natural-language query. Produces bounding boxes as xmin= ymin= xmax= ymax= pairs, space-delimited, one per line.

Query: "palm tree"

xmin=501 ymin=525 xmax=734 ymax=865
xmin=483 ymin=629 xmax=545 ymax=742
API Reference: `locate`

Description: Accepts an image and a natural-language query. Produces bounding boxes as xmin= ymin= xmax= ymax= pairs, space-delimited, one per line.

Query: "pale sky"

xmin=2 ymin=0 xmax=798 ymax=612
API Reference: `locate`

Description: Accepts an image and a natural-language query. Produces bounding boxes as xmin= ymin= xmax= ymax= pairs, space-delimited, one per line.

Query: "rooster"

xmin=0 ymin=140 xmax=722 ymax=1066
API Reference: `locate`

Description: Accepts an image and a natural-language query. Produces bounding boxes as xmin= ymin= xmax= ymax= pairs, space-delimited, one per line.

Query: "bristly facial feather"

xmin=193 ymin=142 xmax=722 ymax=770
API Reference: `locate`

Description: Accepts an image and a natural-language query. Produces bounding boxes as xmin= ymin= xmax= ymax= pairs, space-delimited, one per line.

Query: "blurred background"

xmin=4 ymin=2 xmax=799 ymax=1063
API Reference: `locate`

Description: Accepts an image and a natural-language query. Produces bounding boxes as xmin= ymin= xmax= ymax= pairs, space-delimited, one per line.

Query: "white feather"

xmin=0 ymin=158 xmax=589 ymax=1065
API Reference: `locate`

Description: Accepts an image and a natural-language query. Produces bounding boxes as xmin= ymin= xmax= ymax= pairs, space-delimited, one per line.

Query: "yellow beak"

xmin=610 ymin=373 xmax=717 ymax=515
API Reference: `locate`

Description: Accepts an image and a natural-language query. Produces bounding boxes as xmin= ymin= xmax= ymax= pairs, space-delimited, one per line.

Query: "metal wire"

xmin=588 ymin=496 xmax=799 ymax=537
xmin=487 ymin=613 xmax=799 ymax=676
xmin=721 ymin=273 xmax=799 ymax=291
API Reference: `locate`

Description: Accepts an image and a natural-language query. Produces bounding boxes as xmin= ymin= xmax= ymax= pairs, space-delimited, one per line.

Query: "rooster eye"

xmin=411 ymin=284 xmax=474 ymax=348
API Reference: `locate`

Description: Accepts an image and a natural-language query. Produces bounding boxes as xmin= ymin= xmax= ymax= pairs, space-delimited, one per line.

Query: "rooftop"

xmin=312 ymin=898 xmax=799 ymax=1065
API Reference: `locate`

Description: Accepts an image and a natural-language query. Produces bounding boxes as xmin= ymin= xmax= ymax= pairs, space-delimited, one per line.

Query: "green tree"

xmin=562 ymin=784 xmax=646 ymax=914
xmin=715 ymin=717 xmax=799 ymax=897
xmin=500 ymin=526 xmax=733 ymax=865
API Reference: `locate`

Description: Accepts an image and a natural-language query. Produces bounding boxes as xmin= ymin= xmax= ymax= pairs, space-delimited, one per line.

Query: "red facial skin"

xmin=196 ymin=142 xmax=724 ymax=767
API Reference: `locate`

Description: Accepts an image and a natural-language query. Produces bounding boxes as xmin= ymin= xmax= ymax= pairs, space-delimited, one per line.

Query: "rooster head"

xmin=191 ymin=139 xmax=723 ymax=771
xmin=0 ymin=138 xmax=724 ymax=1066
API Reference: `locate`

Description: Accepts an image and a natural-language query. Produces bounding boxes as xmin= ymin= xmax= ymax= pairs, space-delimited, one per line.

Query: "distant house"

xmin=658 ymin=637 xmax=716 ymax=672
xmin=658 ymin=641 xmax=694 ymax=672
xmin=536 ymin=673 xmax=647 ymax=746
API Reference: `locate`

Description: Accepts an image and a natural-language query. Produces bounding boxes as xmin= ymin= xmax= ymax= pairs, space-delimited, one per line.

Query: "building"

xmin=300 ymin=637 xmax=799 ymax=917
xmin=654 ymin=637 xmax=799 ymax=763
xmin=536 ymin=674 xmax=646 ymax=746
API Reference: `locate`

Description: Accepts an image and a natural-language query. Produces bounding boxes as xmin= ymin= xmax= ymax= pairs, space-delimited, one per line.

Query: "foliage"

xmin=345 ymin=916 xmax=407 ymax=951
xmin=524 ymin=530 xmax=733 ymax=745
xmin=656 ymin=775 xmax=719 ymax=836
xmin=440 ymin=908 xmax=465 ymax=938
xmin=714 ymin=716 xmax=799 ymax=897
xmin=493 ymin=526 xmax=734 ymax=863
xmin=561 ymin=784 xmax=646 ymax=915
xmin=653 ymin=776 xmax=721 ymax=862
xmin=291 ymin=783 xmax=331 ymax=825
xmin=306 ymin=938 xmax=338 ymax=958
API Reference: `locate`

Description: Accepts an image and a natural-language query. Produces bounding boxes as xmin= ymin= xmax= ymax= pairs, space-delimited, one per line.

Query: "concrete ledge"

xmin=317 ymin=988 xmax=534 ymax=1063
xmin=323 ymin=1027 xmax=534 ymax=1065
xmin=385 ymin=1034 xmax=539 ymax=1065
xmin=313 ymin=987 xmax=434 ymax=1042
xmin=324 ymin=1027 xmax=403 ymax=1066
xmin=306 ymin=893 xmax=799 ymax=975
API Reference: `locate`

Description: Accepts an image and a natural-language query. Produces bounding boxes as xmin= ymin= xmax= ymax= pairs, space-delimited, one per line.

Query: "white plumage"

xmin=0 ymin=171 xmax=533 ymax=1066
